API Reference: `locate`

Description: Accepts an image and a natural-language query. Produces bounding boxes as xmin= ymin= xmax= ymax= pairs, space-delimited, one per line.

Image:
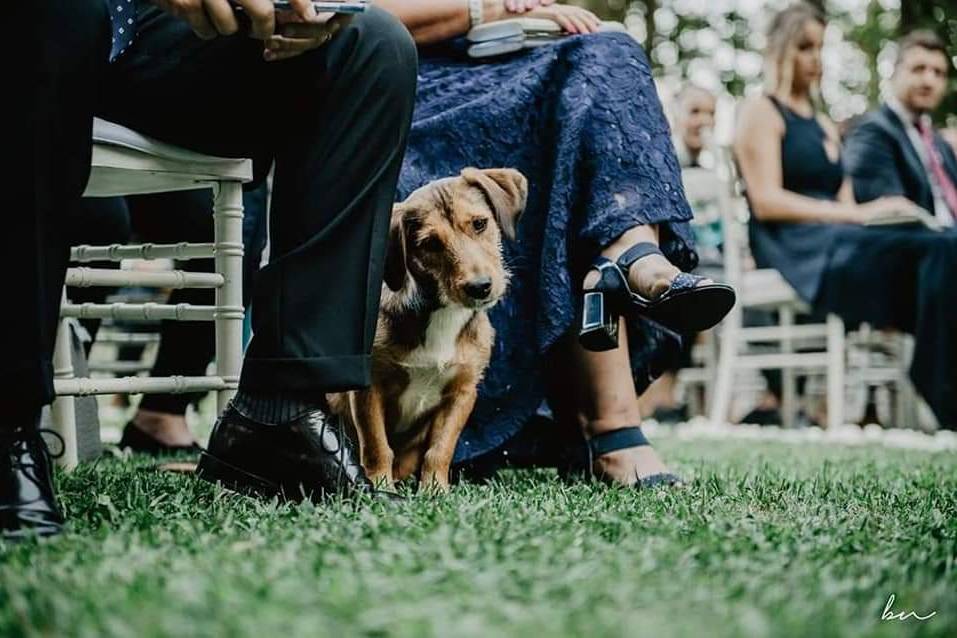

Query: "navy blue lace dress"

xmin=397 ymin=33 xmax=698 ymax=463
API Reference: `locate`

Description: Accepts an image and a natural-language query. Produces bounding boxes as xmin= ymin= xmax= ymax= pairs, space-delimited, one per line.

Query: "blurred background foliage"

xmin=572 ymin=0 xmax=956 ymax=124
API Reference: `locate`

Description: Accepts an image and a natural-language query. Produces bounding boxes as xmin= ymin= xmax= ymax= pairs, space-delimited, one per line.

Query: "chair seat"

xmin=84 ymin=118 xmax=252 ymax=197
xmin=739 ymin=268 xmax=808 ymax=310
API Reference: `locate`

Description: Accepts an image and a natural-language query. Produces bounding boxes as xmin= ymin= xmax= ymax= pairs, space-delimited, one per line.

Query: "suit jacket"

xmin=844 ymin=103 xmax=957 ymax=212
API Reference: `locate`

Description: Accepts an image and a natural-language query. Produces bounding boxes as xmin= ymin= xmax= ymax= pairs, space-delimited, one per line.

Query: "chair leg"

xmin=780 ymin=306 xmax=797 ymax=429
xmin=897 ymin=335 xmax=918 ymax=429
xmin=213 ymin=182 xmax=245 ymax=413
xmin=826 ymin=313 xmax=845 ymax=429
xmin=709 ymin=308 xmax=740 ymax=426
xmin=50 ymin=290 xmax=79 ymax=471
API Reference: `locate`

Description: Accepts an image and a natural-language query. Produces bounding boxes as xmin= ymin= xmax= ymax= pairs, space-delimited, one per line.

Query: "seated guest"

xmin=734 ymin=2 xmax=957 ymax=430
xmin=845 ymin=30 xmax=957 ymax=227
xmin=369 ymin=0 xmax=734 ymax=485
xmin=5 ymin=0 xmax=416 ymax=539
xmin=672 ymin=84 xmax=718 ymax=169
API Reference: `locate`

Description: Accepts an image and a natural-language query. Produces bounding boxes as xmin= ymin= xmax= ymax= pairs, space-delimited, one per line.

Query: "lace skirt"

xmin=397 ymin=33 xmax=698 ymax=462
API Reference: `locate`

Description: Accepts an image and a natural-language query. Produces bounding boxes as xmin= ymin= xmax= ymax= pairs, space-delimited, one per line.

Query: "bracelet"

xmin=468 ymin=0 xmax=484 ymax=28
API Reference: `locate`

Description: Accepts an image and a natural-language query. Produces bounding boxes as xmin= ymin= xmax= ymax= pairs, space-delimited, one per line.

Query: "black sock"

xmin=230 ymin=390 xmax=326 ymax=425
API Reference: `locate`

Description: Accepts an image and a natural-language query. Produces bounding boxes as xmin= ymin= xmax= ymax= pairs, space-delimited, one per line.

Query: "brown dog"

xmin=327 ymin=168 xmax=526 ymax=489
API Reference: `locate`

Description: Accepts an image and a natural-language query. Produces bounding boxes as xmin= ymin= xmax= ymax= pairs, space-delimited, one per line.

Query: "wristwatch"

xmin=468 ymin=0 xmax=484 ymax=28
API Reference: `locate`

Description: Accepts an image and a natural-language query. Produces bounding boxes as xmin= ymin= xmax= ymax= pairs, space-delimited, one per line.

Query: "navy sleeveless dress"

xmin=398 ymin=34 xmax=699 ymax=462
xmin=749 ymin=97 xmax=957 ymax=429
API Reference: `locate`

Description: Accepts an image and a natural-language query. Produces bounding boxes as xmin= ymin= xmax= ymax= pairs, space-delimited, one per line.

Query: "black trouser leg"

xmin=910 ymin=234 xmax=957 ymax=429
xmin=819 ymin=227 xmax=957 ymax=430
xmin=239 ymin=11 xmax=419 ymax=392
xmin=99 ymin=6 xmax=416 ymax=394
xmin=123 ymin=191 xmax=216 ymax=414
xmin=3 ymin=1 xmax=111 ymax=423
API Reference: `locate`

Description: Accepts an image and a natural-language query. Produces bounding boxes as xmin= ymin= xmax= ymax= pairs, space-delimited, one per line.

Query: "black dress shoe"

xmin=196 ymin=404 xmax=385 ymax=502
xmin=1 ymin=421 xmax=65 ymax=541
xmin=739 ymin=406 xmax=783 ymax=426
xmin=118 ymin=421 xmax=202 ymax=457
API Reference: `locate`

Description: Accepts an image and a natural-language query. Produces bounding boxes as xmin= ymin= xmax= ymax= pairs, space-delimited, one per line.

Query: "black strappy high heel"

xmin=579 ymin=242 xmax=736 ymax=351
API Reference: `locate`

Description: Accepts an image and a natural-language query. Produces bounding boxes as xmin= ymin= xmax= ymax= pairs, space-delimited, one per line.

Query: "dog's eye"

xmin=420 ymin=237 xmax=444 ymax=253
xmin=472 ymin=218 xmax=488 ymax=233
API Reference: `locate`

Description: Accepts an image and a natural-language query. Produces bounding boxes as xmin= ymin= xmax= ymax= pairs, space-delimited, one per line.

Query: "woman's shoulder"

xmin=736 ymin=95 xmax=785 ymax=136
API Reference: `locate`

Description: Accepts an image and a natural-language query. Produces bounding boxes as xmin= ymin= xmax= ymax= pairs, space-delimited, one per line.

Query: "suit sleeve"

xmin=843 ymin=119 xmax=906 ymax=203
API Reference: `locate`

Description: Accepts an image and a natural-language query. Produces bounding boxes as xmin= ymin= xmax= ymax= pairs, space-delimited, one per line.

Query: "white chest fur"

xmin=395 ymin=306 xmax=474 ymax=432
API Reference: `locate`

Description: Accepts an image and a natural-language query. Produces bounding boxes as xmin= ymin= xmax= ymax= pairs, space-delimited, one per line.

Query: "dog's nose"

xmin=464 ymin=277 xmax=493 ymax=300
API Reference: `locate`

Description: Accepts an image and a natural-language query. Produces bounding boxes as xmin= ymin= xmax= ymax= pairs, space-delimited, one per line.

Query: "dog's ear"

xmin=461 ymin=168 xmax=527 ymax=240
xmin=384 ymin=206 xmax=408 ymax=292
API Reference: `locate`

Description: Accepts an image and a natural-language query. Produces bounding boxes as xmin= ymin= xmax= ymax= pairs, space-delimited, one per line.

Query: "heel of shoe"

xmin=578 ymin=290 xmax=620 ymax=351
xmin=196 ymin=451 xmax=280 ymax=500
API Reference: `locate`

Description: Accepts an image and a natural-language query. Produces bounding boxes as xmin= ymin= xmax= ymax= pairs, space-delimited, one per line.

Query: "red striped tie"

xmin=917 ymin=119 xmax=957 ymax=221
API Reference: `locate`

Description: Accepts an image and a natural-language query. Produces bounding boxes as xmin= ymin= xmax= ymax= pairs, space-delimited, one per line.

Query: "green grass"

xmin=1 ymin=438 xmax=955 ymax=638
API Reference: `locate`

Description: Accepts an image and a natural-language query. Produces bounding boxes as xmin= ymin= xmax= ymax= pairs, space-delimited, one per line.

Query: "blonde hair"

xmin=764 ymin=3 xmax=826 ymax=100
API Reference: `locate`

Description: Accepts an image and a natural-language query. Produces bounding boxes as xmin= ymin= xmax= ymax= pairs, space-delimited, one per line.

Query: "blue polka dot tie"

xmin=107 ymin=0 xmax=137 ymax=61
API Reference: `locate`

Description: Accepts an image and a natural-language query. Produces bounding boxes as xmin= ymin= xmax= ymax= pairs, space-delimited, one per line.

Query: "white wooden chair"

xmin=674 ymin=167 xmax=727 ymax=415
xmin=49 ymin=118 xmax=252 ymax=469
xmin=704 ymin=154 xmax=846 ymax=429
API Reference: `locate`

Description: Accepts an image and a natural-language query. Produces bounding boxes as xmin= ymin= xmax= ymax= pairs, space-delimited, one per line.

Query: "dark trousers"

xmin=5 ymin=0 xmax=417 ymax=418
xmin=817 ymin=226 xmax=957 ymax=429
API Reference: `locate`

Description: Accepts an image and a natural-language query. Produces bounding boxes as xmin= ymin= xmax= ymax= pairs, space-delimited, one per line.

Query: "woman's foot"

xmin=582 ymin=422 xmax=679 ymax=487
xmin=583 ymin=248 xmax=711 ymax=301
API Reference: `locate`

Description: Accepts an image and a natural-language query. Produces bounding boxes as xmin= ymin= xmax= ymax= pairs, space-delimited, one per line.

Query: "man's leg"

xmin=101 ymin=6 xmax=417 ymax=498
xmin=103 ymin=6 xmax=416 ymax=394
xmin=4 ymin=0 xmax=111 ymax=415
xmin=2 ymin=0 xmax=111 ymax=539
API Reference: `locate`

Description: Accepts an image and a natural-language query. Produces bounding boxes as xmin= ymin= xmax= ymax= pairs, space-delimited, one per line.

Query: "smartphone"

xmin=232 ymin=1 xmax=369 ymax=13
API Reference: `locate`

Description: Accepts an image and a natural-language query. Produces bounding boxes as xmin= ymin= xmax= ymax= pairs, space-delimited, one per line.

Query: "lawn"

xmin=1 ymin=437 xmax=954 ymax=638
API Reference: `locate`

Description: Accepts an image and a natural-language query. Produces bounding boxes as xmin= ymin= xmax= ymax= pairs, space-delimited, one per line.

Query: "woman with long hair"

xmin=734 ymin=2 xmax=957 ymax=429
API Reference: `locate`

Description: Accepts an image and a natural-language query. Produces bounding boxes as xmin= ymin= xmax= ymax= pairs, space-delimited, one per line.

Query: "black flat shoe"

xmin=1 ymin=419 xmax=66 ymax=542
xmin=579 ymin=242 xmax=735 ymax=351
xmin=560 ymin=426 xmax=683 ymax=490
xmin=738 ymin=407 xmax=782 ymax=426
xmin=650 ymin=404 xmax=689 ymax=425
xmin=196 ymin=404 xmax=397 ymax=503
xmin=118 ymin=421 xmax=202 ymax=457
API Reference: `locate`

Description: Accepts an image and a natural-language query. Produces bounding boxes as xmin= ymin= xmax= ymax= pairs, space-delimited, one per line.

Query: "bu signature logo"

xmin=881 ymin=594 xmax=937 ymax=622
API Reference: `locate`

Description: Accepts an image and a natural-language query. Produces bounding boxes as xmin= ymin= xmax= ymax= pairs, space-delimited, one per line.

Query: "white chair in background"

xmin=49 ymin=119 xmax=252 ymax=469
xmin=704 ymin=153 xmax=845 ymax=429
xmin=675 ymin=167 xmax=727 ymax=415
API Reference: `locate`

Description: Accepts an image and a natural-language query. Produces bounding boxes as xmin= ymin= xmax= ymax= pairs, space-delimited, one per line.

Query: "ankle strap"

xmin=588 ymin=426 xmax=650 ymax=457
xmin=616 ymin=242 xmax=663 ymax=274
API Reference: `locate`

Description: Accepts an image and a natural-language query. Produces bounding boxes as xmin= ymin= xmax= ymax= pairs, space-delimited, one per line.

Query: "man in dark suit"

xmin=845 ymin=30 xmax=957 ymax=227
xmin=3 ymin=0 xmax=416 ymax=539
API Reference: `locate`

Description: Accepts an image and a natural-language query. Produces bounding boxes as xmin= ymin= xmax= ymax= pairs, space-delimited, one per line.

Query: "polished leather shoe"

xmin=1 ymin=420 xmax=66 ymax=541
xmin=196 ymin=404 xmax=387 ymax=502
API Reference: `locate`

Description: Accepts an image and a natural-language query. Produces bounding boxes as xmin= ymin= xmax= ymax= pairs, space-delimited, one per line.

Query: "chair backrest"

xmin=679 ymin=153 xmax=749 ymax=287
xmin=712 ymin=146 xmax=757 ymax=292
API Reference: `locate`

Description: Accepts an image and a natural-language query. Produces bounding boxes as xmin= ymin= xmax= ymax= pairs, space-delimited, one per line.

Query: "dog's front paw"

xmin=418 ymin=471 xmax=451 ymax=492
xmin=365 ymin=468 xmax=396 ymax=490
